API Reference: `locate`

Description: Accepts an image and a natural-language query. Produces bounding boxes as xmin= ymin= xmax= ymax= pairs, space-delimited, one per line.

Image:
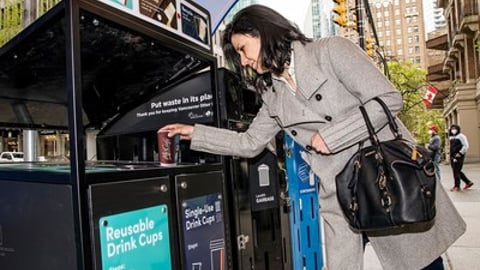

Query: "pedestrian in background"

xmin=449 ymin=124 xmax=475 ymax=191
xmin=427 ymin=124 xmax=442 ymax=180
xmin=160 ymin=5 xmax=464 ymax=269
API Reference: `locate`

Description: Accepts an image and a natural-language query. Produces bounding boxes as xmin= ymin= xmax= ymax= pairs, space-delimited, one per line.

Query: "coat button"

xmin=291 ymin=130 xmax=297 ymax=136
xmin=325 ymin=115 xmax=332 ymax=121
xmin=306 ymin=145 xmax=312 ymax=151
xmin=315 ymin=94 xmax=322 ymax=101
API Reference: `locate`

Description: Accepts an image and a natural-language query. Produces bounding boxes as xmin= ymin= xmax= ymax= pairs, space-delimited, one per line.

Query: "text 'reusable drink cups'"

xmin=157 ymin=130 xmax=178 ymax=166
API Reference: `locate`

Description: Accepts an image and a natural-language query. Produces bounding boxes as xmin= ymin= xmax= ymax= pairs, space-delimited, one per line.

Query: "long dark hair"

xmin=222 ymin=5 xmax=312 ymax=94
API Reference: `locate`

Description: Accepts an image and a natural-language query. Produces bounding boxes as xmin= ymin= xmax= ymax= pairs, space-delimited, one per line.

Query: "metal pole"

xmin=23 ymin=130 xmax=37 ymax=161
xmin=65 ymin=0 xmax=88 ymax=268
xmin=356 ymin=0 xmax=366 ymax=50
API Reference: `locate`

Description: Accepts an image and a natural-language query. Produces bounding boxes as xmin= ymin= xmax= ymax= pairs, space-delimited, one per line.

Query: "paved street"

xmin=364 ymin=162 xmax=480 ymax=270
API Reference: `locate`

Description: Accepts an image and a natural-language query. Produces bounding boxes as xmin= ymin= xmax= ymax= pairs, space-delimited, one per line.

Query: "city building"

xmin=426 ymin=0 xmax=479 ymax=162
xmin=368 ymin=0 xmax=428 ymax=68
xmin=423 ymin=0 xmax=447 ymax=33
xmin=309 ymin=0 xmax=337 ymax=38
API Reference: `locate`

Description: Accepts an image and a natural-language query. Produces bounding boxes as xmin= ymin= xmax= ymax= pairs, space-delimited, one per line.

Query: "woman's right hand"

xmin=158 ymin=123 xmax=194 ymax=140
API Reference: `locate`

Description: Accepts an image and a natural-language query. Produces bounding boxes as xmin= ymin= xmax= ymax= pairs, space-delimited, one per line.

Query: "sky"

xmin=257 ymin=0 xmax=311 ymax=26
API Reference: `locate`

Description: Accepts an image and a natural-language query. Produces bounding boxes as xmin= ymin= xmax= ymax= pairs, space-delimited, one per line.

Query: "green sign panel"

xmin=99 ymin=205 xmax=172 ymax=270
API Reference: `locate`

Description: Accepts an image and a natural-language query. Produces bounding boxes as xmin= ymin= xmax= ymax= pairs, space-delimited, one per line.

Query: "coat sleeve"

xmin=190 ymin=102 xmax=281 ymax=158
xmin=316 ymin=37 xmax=403 ymax=153
xmin=428 ymin=136 xmax=441 ymax=152
xmin=458 ymin=134 xmax=469 ymax=155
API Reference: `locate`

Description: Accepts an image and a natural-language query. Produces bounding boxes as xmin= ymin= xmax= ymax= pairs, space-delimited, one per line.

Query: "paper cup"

xmin=157 ymin=130 xmax=178 ymax=166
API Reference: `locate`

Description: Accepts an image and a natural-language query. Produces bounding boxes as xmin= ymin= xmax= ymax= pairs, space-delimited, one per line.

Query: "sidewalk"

xmin=363 ymin=162 xmax=480 ymax=270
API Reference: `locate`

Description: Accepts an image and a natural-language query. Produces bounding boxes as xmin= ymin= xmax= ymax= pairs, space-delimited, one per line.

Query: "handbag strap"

xmin=359 ymin=97 xmax=402 ymax=146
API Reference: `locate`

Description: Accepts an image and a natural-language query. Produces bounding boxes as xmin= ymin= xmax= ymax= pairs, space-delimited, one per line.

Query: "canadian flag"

xmin=423 ymin=85 xmax=438 ymax=107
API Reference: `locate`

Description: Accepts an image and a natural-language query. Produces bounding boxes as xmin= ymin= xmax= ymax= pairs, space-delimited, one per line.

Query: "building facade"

xmin=426 ymin=0 xmax=480 ymax=162
xmin=369 ymin=0 xmax=428 ymax=68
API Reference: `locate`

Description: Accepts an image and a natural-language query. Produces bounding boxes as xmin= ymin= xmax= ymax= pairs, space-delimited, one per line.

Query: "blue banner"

xmin=181 ymin=193 xmax=226 ymax=270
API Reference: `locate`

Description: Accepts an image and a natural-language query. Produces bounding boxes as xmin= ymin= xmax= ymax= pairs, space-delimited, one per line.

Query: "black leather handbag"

xmin=336 ymin=97 xmax=437 ymax=231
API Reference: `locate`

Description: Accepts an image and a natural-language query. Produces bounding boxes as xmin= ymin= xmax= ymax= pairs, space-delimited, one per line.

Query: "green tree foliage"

xmin=387 ymin=61 xmax=444 ymax=145
xmin=0 ymin=0 xmax=61 ymax=47
xmin=0 ymin=1 xmax=24 ymax=47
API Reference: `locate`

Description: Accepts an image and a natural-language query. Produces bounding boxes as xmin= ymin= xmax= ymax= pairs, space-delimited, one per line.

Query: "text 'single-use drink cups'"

xmin=157 ymin=130 xmax=178 ymax=166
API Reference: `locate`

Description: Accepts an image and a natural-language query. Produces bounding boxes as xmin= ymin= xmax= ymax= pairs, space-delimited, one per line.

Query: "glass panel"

xmin=0 ymin=6 xmax=210 ymax=130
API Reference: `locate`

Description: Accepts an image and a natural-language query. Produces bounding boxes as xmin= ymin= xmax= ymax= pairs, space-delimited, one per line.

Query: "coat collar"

xmin=292 ymin=41 xmax=328 ymax=99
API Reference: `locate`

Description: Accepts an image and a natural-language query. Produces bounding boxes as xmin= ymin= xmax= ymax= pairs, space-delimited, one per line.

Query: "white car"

xmin=0 ymin=152 xmax=24 ymax=162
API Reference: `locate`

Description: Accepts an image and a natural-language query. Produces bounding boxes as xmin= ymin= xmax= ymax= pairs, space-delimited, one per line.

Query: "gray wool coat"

xmin=191 ymin=37 xmax=465 ymax=269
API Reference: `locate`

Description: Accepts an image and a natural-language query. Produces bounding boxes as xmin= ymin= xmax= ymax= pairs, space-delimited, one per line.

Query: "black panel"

xmin=175 ymin=171 xmax=232 ymax=270
xmin=89 ymin=176 xmax=176 ymax=270
xmin=0 ymin=180 xmax=77 ymax=270
xmin=224 ymin=131 xmax=292 ymax=270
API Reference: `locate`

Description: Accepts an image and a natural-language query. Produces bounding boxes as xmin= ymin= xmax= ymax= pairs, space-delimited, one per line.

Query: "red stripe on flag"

xmin=423 ymin=85 xmax=438 ymax=106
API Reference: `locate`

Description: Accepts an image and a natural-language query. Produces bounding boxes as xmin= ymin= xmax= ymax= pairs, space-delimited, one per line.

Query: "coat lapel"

xmin=268 ymin=80 xmax=325 ymax=128
xmin=293 ymin=41 xmax=328 ymax=100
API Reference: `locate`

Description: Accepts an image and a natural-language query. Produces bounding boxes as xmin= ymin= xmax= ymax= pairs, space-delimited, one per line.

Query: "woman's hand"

xmin=311 ymin=132 xmax=331 ymax=154
xmin=158 ymin=124 xmax=194 ymax=140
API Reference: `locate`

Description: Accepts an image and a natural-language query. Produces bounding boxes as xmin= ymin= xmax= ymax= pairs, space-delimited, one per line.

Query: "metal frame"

xmin=64 ymin=1 xmax=218 ymax=268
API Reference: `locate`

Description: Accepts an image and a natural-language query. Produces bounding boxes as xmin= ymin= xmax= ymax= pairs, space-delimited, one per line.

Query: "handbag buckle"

xmin=380 ymin=194 xmax=392 ymax=208
xmin=354 ymin=159 xmax=361 ymax=169
xmin=423 ymin=161 xmax=436 ymax=177
xmin=422 ymin=187 xmax=434 ymax=198
xmin=350 ymin=198 xmax=358 ymax=212
xmin=378 ymin=174 xmax=387 ymax=190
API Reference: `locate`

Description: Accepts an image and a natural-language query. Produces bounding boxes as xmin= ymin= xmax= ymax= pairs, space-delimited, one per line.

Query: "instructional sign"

xmin=181 ymin=193 xmax=226 ymax=270
xmin=99 ymin=205 xmax=172 ymax=270
xmin=137 ymin=91 xmax=213 ymax=121
xmin=99 ymin=72 xmax=214 ymax=136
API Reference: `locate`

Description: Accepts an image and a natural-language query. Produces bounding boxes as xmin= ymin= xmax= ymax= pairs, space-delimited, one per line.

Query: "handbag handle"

xmin=359 ymin=97 xmax=402 ymax=146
